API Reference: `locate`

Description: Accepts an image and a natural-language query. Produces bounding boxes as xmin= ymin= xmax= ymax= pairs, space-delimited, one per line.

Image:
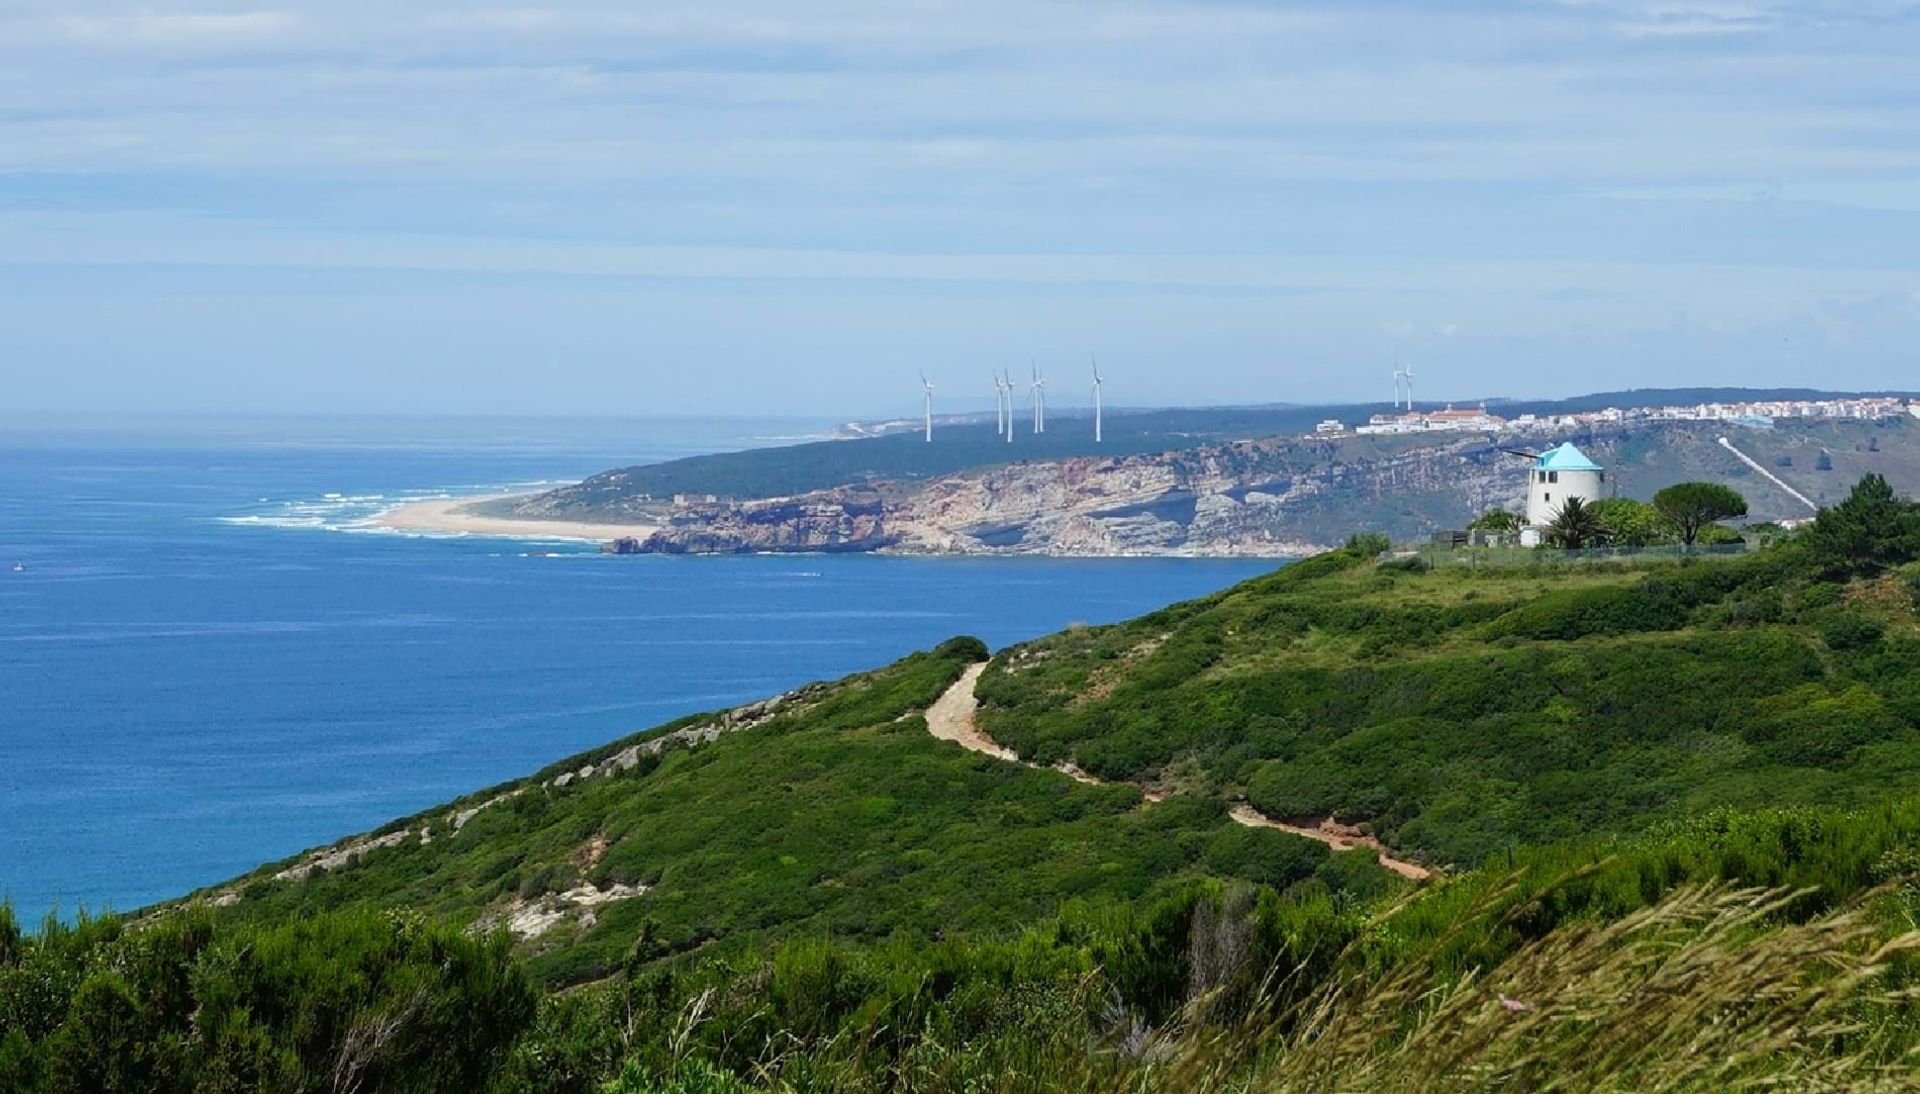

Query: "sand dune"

xmin=365 ymin=494 xmax=659 ymax=543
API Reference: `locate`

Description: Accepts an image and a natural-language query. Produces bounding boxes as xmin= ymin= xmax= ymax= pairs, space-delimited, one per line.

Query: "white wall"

xmin=1526 ymin=468 xmax=1604 ymax=526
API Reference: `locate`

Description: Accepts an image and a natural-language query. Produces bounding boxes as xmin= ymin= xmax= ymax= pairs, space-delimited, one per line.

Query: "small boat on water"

xmin=11 ymin=562 xmax=22 ymax=573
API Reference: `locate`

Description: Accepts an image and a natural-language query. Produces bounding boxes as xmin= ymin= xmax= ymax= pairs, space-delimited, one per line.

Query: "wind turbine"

xmin=920 ymin=371 xmax=934 ymax=443
xmin=1029 ymin=362 xmax=1046 ymax=435
xmin=1392 ymin=366 xmax=1408 ymax=409
xmin=1401 ymin=363 xmax=1416 ymax=412
xmin=1002 ymin=370 xmax=1015 ymax=443
xmin=1091 ymin=356 xmax=1104 ymax=443
xmin=992 ymin=372 xmax=1007 ymax=438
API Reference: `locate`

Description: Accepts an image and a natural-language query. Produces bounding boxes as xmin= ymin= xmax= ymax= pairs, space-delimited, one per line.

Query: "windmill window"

xmin=1545 ymin=492 xmax=1552 ymax=503
xmin=1548 ymin=471 xmax=1559 ymax=483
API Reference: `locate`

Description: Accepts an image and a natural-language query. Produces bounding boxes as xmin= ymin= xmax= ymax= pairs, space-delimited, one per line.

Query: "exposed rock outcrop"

xmin=564 ymin=419 xmax=1880 ymax=557
xmin=600 ymin=432 xmax=1520 ymax=557
xmin=624 ymin=491 xmax=895 ymax=555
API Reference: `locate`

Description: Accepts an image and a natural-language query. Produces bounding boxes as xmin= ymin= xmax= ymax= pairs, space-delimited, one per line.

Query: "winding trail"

xmin=925 ymin=664 xmax=1015 ymax=760
xmin=1228 ymin=806 xmax=1430 ymax=881
xmin=926 ymin=667 xmax=1431 ymax=882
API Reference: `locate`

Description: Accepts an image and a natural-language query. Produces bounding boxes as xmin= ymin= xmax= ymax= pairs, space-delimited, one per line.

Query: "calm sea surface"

xmin=0 ymin=417 xmax=1277 ymax=922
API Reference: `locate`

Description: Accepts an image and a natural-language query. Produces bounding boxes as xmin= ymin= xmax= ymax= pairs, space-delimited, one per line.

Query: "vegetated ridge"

xmin=12 ymin=476 xmax=1920 ymax=1089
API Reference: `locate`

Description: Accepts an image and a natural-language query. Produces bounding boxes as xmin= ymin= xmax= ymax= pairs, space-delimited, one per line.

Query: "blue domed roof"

xmin=1536 ymin=442 xmax=1602 ymax=472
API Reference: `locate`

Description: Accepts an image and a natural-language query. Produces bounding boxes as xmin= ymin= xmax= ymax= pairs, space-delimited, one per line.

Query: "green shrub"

xmin=1346 ymin=532 xmax=1392 ymax=554
xmin=1817 ymin=611 xmax=1884 ymax=651
xmin=1485 ymin=584 xmax=1687 ymax=640
xmin=0 ymin=909 xmax=535 ymax=1091
xmin=933 ymin=635 xmax=990 ymax=662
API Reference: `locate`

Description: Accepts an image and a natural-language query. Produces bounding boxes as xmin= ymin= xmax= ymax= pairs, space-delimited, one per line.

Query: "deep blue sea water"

xmin=0 ymin=417 xmax=1276 ymax=923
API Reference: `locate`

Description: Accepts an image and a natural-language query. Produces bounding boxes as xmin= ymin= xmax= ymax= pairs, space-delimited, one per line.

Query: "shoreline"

xmin=362 ymin=493 xmax=659 ymax=543
xmin=356 ymin=493 xmax=1311 ymax=557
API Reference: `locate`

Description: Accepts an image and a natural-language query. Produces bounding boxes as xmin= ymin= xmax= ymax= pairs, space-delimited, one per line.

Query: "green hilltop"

xmin=10 ymin=475 xmax=1920 ymax=1089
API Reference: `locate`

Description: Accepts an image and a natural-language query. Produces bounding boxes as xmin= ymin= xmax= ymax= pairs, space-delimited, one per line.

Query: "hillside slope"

xmin=16 ymin=476 xmax=1920 ymax=1090
xmin=189 ymin=475 xmax=1920 ymax=973
xmin=976 ymin=531 xmax=1920 ymax=864
xmin=521 ymin=416 xmax=1920 ymax=555
xmin=185 ymin=636 xmax=1396 ymax=987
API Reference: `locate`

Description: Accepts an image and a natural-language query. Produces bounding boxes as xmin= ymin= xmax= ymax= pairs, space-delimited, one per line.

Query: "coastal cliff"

xmin=575 ymin=417 xmax=1914 ymax=556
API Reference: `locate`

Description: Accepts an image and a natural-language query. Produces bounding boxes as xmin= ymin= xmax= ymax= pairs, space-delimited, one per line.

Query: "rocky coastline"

xmin=564 ymin=418 xmax=1898 ymax=558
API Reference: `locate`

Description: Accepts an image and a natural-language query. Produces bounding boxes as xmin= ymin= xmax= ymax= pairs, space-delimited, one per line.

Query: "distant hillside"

xmin=558 ymin=417 xmax=1920 ymax=557
xmin=490 ymin=387 xmax=1908 ymax=519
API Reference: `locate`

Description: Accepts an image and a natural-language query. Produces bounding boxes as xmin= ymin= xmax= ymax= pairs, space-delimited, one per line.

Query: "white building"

xmin=1524 ymin=442 xmax=1606 ymax=529
xmin=1354 ymin=404 xmax=1507 ymax=436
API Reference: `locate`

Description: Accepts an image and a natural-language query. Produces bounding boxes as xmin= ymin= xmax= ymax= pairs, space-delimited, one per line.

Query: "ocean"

xmin=0 ymin=416 xmax=1277 ymax=923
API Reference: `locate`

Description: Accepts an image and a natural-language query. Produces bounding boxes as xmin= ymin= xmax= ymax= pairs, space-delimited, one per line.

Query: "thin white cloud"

xmin=0 ymin=0 xmax=1916 ymax=410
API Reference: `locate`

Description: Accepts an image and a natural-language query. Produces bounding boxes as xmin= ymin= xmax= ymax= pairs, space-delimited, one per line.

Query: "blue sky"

xmin=2 ymin=0 xmax=1917 ymax=417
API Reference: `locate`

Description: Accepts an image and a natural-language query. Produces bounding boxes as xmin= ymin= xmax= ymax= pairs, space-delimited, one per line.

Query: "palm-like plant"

xmin=1545 ymin=496 xmax=1607 ymax=549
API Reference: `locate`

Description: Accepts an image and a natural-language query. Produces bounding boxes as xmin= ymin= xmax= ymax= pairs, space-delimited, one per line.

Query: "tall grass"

xmin=599 ymin=881 xmax=1920 ymax=1092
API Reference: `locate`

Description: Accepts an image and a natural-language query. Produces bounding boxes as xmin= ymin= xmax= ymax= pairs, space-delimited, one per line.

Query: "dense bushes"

xmin=0 ymin=908 xmax=534 ymax=1092
xmin=519 ymin=795 xmax=1920 ymax=1091
xmin=974 ymin=487 xmax=1920 ymax=866
xmin=21 ymin=792 xmax=1920 ymax=1092
xmin=1483 ymin=583 xmax=1687 ymax=639
xmin=197 ymin=638 xmax=1384 ymax=994
xmin=1484 ymin=559 xmax=1759 ymax=640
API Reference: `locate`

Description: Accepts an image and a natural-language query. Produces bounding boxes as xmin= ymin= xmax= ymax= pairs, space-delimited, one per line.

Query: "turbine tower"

xmin=1029 ymin=362 xmax=1047 ymax=435
xmin=920 ymin=371 xmax=935 ymax=443
xmin=1091 ymin=356 xmax=1104 ymax=443
xmin=992 ymin=372 xmax=1008 ymax=438
xmin=1402 ymin=363 xmax=1415 ymax=412
xmin=1002 ymin=370 xmax=1015 ymax=443
xmin=1392 ymin=367 xmax=1408 ymax=409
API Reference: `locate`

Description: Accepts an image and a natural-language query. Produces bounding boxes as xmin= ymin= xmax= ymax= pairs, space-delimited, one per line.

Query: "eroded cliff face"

xmin=563 ymin=417 xmax=1914 ymax=556
xmin=617 ymin=434 xmax=1527 ymax=556
xmin=885 ymin=435 xmax=1525 ymax=555
xmin=624 ymin=491 xmax=895 ymax=554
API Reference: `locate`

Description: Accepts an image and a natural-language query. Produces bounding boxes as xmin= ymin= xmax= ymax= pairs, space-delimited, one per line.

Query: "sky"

xmin=1 ymin=0 xmax=1917 ymax=418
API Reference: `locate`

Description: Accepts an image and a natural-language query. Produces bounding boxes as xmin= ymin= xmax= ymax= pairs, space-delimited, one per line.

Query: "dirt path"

xmin=923 ymin=669 xmax=1430 ymax=881
xmin=925 ymin=664 xmax=1017 ymax=760
xmin=1229 ymin=806 xmax=1431 ymax=880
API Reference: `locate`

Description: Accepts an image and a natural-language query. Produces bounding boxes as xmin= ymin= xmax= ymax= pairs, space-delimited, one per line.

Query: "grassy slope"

xmin=201 ymin=522 xmax=1920 ymax=990
xmin=200 ymin=638 xmax=1392 ymax=986
xmin=977 ymin=544 xmax=1920 ymax=866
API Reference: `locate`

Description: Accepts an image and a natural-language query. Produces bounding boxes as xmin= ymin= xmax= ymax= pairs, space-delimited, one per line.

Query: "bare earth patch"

xmin=924 ymin=664 xmax=1016 ymax=761
xmin=489 ymin=881 xmax=651 ymax=942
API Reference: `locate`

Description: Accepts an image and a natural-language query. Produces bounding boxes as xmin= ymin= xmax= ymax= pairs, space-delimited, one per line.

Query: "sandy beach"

xmin=363 ymin=493 xmax=660 ymax=543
